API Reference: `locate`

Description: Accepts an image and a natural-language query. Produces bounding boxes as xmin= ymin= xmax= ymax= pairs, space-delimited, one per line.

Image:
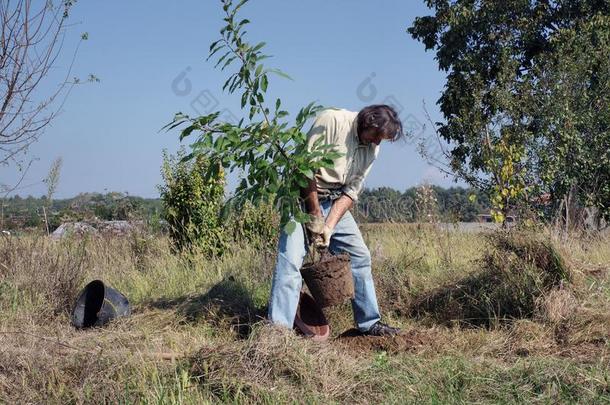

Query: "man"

xmin=268 ymin=105 xmax=403 ymax=336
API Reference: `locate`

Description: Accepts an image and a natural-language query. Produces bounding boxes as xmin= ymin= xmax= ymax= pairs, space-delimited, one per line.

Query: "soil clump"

xmin=301 ymin=251 xmax=354 ymax=308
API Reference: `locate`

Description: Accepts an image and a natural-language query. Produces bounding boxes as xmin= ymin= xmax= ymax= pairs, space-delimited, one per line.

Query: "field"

xmin=0 ymin=224 xmax=609 ymax=404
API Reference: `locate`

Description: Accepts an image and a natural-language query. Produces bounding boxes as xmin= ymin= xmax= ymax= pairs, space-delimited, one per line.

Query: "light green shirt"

xmin=306 ymin=108 xmax=379 ymax=202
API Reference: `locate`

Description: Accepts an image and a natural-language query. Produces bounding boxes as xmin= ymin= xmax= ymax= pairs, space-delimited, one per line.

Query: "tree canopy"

xmin=409 ymin=0 xmax=610 ymax=225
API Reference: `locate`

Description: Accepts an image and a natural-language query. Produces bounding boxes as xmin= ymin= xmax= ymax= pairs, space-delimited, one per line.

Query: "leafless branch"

xmin=0 ymin=0 xmax=84 ymax=166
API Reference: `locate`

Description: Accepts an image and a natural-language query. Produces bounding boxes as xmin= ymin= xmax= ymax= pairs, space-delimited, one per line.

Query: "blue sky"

xmin=3 ymin=0 xmax=456 ymax=198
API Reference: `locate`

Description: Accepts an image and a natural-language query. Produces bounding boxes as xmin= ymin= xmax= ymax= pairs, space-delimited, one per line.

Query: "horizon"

xmin=4 ymin=183 xmax=478 ymax=201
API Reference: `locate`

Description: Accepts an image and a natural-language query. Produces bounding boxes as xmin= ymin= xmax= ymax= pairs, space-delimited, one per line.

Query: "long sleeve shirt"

xmin=306 ymin=108 xmax=379 ymax=202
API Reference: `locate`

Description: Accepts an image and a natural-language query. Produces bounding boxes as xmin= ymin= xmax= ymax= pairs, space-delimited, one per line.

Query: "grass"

xmin=0 ymin=224 xmax=609 ymax=403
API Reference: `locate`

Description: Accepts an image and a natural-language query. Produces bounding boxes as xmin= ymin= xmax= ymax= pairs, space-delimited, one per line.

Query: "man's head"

xmin=357 ymin=104 xmax=403 ymax=146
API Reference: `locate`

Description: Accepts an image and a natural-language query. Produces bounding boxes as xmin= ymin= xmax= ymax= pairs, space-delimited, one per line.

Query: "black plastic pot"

xmin=71 ymin=280 xmax=131 ymax=328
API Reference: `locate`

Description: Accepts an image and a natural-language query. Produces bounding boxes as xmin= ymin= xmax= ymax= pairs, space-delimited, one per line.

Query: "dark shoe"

xmin=364 ymin=321 xmax=401 ymax=337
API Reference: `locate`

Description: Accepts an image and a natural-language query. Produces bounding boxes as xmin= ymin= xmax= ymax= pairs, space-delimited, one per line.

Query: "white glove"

xmin=315 ymin=224 xmax=333 ymax=249
xmin=305 ymin=215 xmax=325 ymax=235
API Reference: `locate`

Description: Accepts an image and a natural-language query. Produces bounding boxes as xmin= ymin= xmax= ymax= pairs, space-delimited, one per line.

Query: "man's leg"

xmin=267 ymin=220 xmax=307 ymax=328
xmin=328 ymin=210 xmax=381 ymax=332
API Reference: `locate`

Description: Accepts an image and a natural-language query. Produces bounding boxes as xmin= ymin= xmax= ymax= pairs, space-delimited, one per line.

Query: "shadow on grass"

xmin=148 ymin=277 xmax=267 ymax=338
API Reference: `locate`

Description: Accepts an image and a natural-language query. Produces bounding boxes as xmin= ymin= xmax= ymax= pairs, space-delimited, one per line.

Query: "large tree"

xmin=528 ymin=15 xmax=610 ymax=228
xmin=409 ymin=0 xmax=610 ymax=226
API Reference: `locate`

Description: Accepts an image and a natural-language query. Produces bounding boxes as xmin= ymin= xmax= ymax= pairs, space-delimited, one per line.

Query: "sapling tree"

xmin=42 ymin=157 xmax=63 ymax=235
xmin=165 ymin=0 xmax=340 ymax=233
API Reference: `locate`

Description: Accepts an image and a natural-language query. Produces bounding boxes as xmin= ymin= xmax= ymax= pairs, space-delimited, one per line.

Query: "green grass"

xmin=0 ymin=225 xmax=608 ymax=403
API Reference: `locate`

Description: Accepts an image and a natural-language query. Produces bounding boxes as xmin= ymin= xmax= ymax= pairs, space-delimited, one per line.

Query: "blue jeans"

xmin=267 ymin=199 xmax=381 ymax=332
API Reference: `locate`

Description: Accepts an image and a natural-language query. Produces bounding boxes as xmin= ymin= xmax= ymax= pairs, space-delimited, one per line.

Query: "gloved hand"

xmin=305 ymin=216 xmax=333 ymax=249
xmin=305 ymin=215 xmax=325 ymax=236
xmin=316 ymin=224 xmax=333 ymax=249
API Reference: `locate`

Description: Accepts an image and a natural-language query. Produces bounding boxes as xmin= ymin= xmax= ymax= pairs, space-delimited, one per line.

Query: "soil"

xmin=584 ymin=265 xmax=609 ymax=279
xmin=334 ymin=328 xmax=435 ymax=354
xmin=301 ymin=252 xmax=354 ymax=308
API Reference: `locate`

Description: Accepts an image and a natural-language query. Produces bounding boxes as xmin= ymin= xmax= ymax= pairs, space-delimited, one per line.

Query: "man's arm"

xmin=300 ymin=178 xmax=353 ymax=248
xmin=300 ymin=177 xmax=353 ymax=226
xmin=325 ymin=194 xmax=353 ymax=229
xmin=300 ymin=178 xmax=322 ymax=217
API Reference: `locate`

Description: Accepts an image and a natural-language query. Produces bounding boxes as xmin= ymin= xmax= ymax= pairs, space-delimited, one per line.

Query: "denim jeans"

xmin=267 ymin=199 xmax=381 ymax=332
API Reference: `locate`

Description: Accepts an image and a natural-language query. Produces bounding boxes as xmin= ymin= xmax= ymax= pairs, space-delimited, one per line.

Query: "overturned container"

xmin=301 ymin=249 xmax=354 ymax=308
xmin=71 ymin=280 xmax=131 ymax=328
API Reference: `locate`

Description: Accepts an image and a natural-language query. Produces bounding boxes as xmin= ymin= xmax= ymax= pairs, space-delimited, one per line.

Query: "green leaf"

xmin=220 ymin=56 xmax=237 ymax=71
xmin=300 ymin=169 xmax=314 ymax=179
xmin=284 ymin=220 xmax=297 ymax=234
xmin=234 ymin=0 xmax=249 ymax=13
xmin=268 ymin=68 xmax=293 ymax=81
xmin=162 ymin=118 xmax=187 ymax=132
xmin=252 ymin=42 xmax=266 ymax=52
xmin=207 ymin=44 xmax=226 ymax=61
xmin=209 ymin=39 xmax=222 ymax=52
xmin=261 ymin=75 xmax=268 ymax=92
xmin=179 ymin=124 xmax=198 ymax=141
xmin=295 ymin=176 xmax=309 ymax=188
xmin=295 ymin=211 xmax=311 ymax=224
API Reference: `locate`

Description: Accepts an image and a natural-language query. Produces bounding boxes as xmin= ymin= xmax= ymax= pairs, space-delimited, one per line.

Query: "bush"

xmin=159 ymin=149 xmax=228 ymax=256
xmin=225 ymin=200 xmax=279 ymax=251
xmin=409 ymin=231 xmax=572 ymax=327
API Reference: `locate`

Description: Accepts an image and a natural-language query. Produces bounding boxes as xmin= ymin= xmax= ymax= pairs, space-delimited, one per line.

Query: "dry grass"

xmin=408 ymin=231 xmax=572 ymax=326
xmin=190 ymin=324 xmax=368 ymax=403
xmin=0 ymin=236 xmax=88 ymax=318
xmin=0 ymin=225 xmax=609 ymax=403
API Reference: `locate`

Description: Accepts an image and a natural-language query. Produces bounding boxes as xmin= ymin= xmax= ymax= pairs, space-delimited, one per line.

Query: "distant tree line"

xmin=0 ymin=186 xmax=490 ymax=232
xmin=0 ymin=192 xmax=162 ymax=232
xmin=353 ymin=186 xmax=491 ymax=223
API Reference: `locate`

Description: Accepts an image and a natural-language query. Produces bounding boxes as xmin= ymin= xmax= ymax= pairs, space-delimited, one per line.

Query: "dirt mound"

xmin=334 ymin=328 xmax=435 ymax=354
